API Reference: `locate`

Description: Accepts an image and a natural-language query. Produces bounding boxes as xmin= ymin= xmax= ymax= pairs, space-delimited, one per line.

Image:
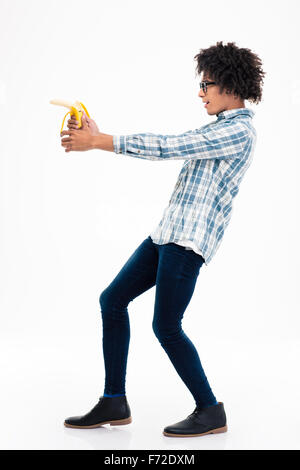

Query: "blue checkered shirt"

xmin=113 ymin=108 xmax=256 ymax=265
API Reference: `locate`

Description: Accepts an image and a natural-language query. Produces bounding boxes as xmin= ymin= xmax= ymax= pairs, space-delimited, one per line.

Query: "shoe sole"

xmin=64 ymin=416 xmax=132 ymax=429
xmin=163 ymin=425 xmax=228 ymax=437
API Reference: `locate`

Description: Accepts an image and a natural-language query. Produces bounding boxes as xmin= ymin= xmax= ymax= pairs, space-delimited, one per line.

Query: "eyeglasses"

xmin=199 ymin=81 xmax=216 ymax=93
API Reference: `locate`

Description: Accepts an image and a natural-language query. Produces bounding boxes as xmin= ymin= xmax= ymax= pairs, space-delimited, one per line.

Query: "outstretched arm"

xmin=109 ymin=123 xmax=250 ymax=161
xmin=92 ymin=131 xmax=194 ymax=154
xmin=61 ymin=114 xmax=250 ymax=161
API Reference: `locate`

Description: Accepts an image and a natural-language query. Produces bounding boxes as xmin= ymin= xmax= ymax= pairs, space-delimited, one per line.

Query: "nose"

xmin=198 ymin=88 xmax=205 ymax=98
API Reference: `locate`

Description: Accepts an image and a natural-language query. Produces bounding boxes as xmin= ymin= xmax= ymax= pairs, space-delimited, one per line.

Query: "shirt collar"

xmin=216 ymin=107 xmax=255 ymax=120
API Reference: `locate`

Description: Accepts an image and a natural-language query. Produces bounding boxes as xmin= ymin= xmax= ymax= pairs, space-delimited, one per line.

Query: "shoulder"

xmin=199 ymin=118 xmax=251 ymax=143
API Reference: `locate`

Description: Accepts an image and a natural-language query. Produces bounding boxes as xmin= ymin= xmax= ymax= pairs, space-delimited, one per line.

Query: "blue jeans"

xmin=99 ymin=235 xmax=217 ymax=408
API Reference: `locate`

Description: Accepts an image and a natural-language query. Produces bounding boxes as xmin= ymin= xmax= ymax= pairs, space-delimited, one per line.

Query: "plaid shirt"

xmin=113 ymin=107 xmax=256 ymax=265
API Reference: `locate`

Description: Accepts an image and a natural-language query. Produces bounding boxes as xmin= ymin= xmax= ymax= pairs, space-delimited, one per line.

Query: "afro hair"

xmin=194 ymin=41 xmax=266 ymax=104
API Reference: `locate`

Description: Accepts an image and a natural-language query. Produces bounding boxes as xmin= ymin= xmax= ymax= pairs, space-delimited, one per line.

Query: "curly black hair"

xmin=194 ymin=41 xmax=266 ymax=104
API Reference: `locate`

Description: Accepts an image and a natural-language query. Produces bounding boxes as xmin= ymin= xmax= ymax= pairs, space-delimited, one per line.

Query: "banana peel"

xmin=50 ymin=99 xmax=90 ymax=133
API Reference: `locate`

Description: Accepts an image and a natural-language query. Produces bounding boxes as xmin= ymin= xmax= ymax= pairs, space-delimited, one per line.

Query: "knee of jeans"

xmin=152 ymin=320 xmax=182 ymax=344
xmin=99 ymin=288 xmax=111 ymax=311
xmin=152 ymin=319 xmax=168 ymax=341
xmin=152 ymin=319 xmax=161 ymax=339
xmin=99 ymin=288 xmax=128 ymax=320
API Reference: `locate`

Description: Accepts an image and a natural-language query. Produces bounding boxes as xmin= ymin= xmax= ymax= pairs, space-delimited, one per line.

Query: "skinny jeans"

xmin=99 ymin=235 xmax=217 ymax=408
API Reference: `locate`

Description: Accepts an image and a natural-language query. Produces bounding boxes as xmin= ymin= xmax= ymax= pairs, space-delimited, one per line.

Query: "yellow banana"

xmin=50 ymin=99 xmax=90 ymax=133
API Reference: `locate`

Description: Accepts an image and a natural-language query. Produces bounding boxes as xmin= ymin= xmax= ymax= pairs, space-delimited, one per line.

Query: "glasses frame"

xmin=199 ymin=81 xmax=216 ymax=93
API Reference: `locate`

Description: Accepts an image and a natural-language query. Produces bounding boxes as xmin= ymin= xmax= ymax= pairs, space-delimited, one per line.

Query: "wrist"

xmin=92 ymin=133 xmax=114 ymax=152
xmin=92 ymin=134 xmax=101 ymax=150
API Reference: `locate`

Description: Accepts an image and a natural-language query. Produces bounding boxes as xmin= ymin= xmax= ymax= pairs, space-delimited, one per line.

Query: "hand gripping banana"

xmin=50 ymin=99 xmax=90 ymax=133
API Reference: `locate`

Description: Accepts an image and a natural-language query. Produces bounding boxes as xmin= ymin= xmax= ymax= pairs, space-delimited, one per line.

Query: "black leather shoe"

xmin=64 ymin=396 xmax=132 ymax=429
xmin=163 ymin=402 xmax=227 ymax=437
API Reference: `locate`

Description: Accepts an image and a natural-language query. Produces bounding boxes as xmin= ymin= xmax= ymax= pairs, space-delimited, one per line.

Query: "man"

xmin=61 ymin=41 xmax=265 ymax=437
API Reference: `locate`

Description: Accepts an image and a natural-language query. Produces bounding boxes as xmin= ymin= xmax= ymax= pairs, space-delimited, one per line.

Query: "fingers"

xmin=61 ymin=136 xmax=72 ymax=150
xmin=66 ymin=112 xmax=90 ymax=130
xmin=67 ymin=115 xmax=79 ymax=129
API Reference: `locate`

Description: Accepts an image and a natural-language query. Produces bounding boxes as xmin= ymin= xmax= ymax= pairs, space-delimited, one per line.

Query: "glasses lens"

xmin=200 ymin=82 xmax=207 ymax=93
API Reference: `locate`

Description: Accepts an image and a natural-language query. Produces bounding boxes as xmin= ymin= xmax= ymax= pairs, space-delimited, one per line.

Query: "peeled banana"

xmin=50 ymin=99 xmax=90 ymax=133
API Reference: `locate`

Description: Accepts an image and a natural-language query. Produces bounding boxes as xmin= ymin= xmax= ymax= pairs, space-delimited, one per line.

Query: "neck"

xmin=227 ymin=100 xmax=245 ymax=110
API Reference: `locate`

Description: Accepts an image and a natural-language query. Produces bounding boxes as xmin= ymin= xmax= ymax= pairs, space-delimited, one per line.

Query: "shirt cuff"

xmin=113 ymin=135 xmax=126 ymax=154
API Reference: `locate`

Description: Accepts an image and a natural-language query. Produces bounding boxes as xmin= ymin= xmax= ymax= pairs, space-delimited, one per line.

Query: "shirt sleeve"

xmin=112 ymin=122 xmax=250 ymax=161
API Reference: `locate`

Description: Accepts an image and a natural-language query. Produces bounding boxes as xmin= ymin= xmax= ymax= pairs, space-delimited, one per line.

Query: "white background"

xmin=0 ymin=0 xmax=299 ymax=450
